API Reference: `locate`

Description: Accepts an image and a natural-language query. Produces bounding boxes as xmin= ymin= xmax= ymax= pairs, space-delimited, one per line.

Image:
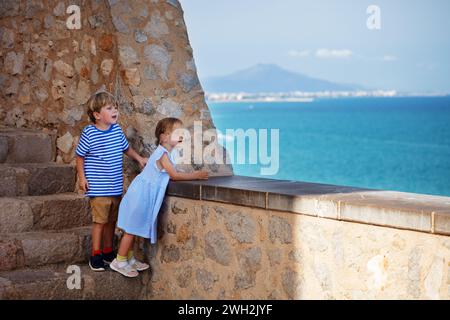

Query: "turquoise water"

xmin=208 ymin=97 xmax=450 ymax=197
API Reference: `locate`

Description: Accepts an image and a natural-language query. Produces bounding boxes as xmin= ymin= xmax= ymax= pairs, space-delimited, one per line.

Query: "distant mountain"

xmin=202 ymin=64 xmax=364 ymax=93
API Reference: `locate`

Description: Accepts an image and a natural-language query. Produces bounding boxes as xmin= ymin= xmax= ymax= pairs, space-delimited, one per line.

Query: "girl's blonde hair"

xmin=86 ymin=91 xmax=117 ymax=123
xmin=155 ymin=117 xmax=183 ymax=145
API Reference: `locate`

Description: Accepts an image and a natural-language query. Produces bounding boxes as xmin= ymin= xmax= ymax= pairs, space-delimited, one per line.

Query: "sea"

xmin=207 ymin=96 xmax=450 ymax=197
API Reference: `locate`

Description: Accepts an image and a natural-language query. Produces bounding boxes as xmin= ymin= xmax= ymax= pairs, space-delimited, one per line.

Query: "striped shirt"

xmin=76 ymin=124 xmax=129 ymax=197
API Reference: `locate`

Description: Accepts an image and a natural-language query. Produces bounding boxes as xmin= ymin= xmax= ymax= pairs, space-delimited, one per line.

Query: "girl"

xmin=110 ymin=117 xmax=208 ymax=277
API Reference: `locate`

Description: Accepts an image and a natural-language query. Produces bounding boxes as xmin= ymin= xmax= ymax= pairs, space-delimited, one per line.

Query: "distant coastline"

xmin=202 ymin=64 xmax=450 ymax=102
xmin=207 ymin=96 xmax=450 ymax=197
xmin=205 ymin=90 xmax=450 ymax=102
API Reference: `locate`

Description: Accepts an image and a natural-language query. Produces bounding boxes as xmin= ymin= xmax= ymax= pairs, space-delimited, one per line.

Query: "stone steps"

xmin=0 ymin=193 xmax=90 ymax=234
xmin=0 ymin=163 xmax=76 ymax=197
xmin=0 ymin=263 xmax=146 ymax=300
xmin=0 ymin=226 xmax=93 ymax=272
xmin=0 ymin=128 xmax=56 ymax=164
xmin=0 ymin=127 xmax=148 ymax=299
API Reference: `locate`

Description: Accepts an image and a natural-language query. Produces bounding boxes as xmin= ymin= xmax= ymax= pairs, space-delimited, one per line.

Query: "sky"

xmin=180 ymin=0 xmax=450 ymax=94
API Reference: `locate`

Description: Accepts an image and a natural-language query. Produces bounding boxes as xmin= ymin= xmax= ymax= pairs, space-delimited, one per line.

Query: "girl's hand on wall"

xmin=194 ymin=170 xmax=209 ymax=180
xmin=138 ymin=157 xmax=148 ymax=169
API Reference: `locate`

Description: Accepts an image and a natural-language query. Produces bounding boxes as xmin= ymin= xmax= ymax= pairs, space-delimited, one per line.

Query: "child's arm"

xmin=75 ymin=155 xmax=89 ymax=192
xmin=124 ymin=146 xmax=148 ymax=169
xmin=158 ymin=153 xmax=208 ymax=181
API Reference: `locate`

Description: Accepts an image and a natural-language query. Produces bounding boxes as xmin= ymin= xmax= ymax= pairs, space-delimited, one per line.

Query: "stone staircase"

xmin=0 ymin=128 xmax=146 ymax=299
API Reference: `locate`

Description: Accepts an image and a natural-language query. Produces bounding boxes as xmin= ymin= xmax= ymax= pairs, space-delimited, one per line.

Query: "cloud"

xmin=359 ymin=54 xmax=398 ymax=62
xmin=288 ymin=50 xmax=310 ymax=57
xmin=417 ymin=62 xmax=436 ymax=70
xmin=288 ymin=49 xmax=394 ymax=62
xmin=315 ymin=49 xmax=353 ymax=59
xmin=382 ymin=55 xmax=397 ymax=62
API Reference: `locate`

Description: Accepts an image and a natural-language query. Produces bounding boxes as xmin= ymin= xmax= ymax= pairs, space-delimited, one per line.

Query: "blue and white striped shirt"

xmin=76 ymin=124 xmax=129 ymax=197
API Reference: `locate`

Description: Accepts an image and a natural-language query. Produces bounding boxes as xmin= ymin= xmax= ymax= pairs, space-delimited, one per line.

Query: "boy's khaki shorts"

xmin=89 ymin=196 xmax=121 ymax=224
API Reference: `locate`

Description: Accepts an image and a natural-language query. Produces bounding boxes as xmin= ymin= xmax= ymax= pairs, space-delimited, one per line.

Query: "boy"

xmin=75 ymin=91 xmax=147 ymax=271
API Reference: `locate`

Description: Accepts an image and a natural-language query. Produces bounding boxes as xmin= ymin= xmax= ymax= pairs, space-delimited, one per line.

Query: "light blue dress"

xmin=117 ymin=144 xmax=176 ymax=243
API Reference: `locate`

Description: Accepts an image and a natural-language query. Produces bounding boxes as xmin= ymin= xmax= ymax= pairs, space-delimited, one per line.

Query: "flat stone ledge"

xmin=0 ymin=263 xmax=145 ymax=299
xmin=0 ymin=128 xmax=56 ymax=163
xmin=0 ymin=193 xmax=90 ymax=233
xmin=167 ymin=175 xmax=450 ymax=235
xmin=434 ymin=210 xmax=450 ymax=235
xmin=166 ymin=180 xmax=200 ymax=199
xmin=0 ymin=163 xmax=76 ymax=196
xmin=202 ymin=185 xmax=266 ymax=208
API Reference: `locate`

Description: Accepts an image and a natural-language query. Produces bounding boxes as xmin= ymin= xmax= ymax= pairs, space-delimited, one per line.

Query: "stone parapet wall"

xmin=138 ymin=176 xmax=450 ymax=299
xmin=144 ymin=195 xmax=450 ymax=299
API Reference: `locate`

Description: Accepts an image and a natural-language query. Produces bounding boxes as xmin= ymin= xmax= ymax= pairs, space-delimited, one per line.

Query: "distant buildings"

xmin=205 ymin=90 xmax=398 ymax=102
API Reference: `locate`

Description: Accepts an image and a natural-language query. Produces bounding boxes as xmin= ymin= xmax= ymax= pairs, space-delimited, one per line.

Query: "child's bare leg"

xmin=102 ymin=220 xmax=116 ymax=250
xmin=91 ymin=223 xmax=104 ymax=255
xmin=118 ymin=232 xmax=134 ymax=257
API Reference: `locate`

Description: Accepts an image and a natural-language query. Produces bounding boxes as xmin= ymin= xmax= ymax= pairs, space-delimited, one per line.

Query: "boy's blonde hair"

xmin=86 ymin=91 xmax=117 ymax=123
xmin=155 ymin=117 xmax=183 ymax=145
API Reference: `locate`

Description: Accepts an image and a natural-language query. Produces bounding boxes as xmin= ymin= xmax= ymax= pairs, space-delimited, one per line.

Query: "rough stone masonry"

xmin=0 ymin=0 xmax=232 ymax=187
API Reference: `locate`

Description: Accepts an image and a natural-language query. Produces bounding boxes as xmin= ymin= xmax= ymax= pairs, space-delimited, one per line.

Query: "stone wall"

xmin=143 ymin=196 xmax=450 ymax=299
xmin=0 ymin=0 xmax=232 ymax=181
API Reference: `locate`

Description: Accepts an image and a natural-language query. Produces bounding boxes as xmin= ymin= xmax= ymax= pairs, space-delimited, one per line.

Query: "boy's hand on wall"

xmin=79 ymin=177 xmax=89 ymax=192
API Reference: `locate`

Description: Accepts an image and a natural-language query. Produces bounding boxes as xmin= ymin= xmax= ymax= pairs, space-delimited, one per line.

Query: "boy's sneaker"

xmin=129 ymin=257 xmax=150 ymax=272
xmin=89 ymin=254 xmax=107 ymax=271
xmin=102 ymin=251 xmax=116 ymax=265
xmin=110 ymin=259 xmax=139 ymax=278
